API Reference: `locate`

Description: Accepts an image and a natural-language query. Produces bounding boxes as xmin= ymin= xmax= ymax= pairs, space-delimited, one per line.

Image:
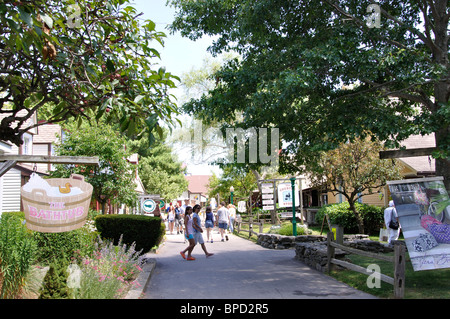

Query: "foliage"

xmin=0 ymin=0 xmax=179 ymax=147
xmin=269 ymin=224 xmax=311 ymax=236
xmin=308 ymin=137 xmax=402 ymax=233
xmin=207 ymin=165 xmax=257 ymax=202
xmin=169 ymin=0 xmax=450 ymax=188
xmin=33 ymin=225 xmax=98 ymax=266
xmin=51 ymin=123 xmax=138 ymax=213
xmin=315 ymin=202 xmax=384 ymax=235
xmin=128 ymin=130 xmax=188 ymax=200
xmin=95 ymin=214 xmax=165 ymax=253
xmin=0 ymin=213 xmax=37 ymax=299
xmin=73 ymin=236 xmax=144 ymax=299
xmin=38 ymin=261 xmax=70 ymax=299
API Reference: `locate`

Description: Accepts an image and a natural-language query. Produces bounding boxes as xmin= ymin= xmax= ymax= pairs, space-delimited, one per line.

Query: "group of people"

xmin=177 ymin=201 xmax=237 ymax=261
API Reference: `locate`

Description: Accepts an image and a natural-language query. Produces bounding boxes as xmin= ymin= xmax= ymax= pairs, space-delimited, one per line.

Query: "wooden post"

xmin=394 ymin=244 xmax=406 ymax=299
xmin=327 ymin=231 xmax=335 ymax=274
xmin=249 ymin=217 xmax=253 ymax=238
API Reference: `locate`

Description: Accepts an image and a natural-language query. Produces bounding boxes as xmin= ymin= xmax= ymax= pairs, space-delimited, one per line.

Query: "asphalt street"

xmin=144 ymin=230 xmax=377 ymax=299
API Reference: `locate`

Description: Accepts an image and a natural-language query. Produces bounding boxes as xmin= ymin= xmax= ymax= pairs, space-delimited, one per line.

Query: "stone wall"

xmin=256 ymin=233 xmax=396 ymax=273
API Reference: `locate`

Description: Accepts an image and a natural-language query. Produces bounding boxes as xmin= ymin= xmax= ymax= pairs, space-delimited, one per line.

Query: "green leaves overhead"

xmin=0 ymin=0 xmax=180 ymax=146
xmin=170 ymin=0 xmax=449 ymax=180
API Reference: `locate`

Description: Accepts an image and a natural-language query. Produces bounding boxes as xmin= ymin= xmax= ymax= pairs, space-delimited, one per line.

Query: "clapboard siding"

xmin=0 ymin=168 xmax=21 ymax=212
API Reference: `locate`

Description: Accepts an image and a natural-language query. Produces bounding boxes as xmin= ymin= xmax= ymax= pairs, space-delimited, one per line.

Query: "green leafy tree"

xmin=308 ymin=137 xmax=402 ymax=233
xmin=52 ymin=123 xmax=138 ymax=213
xmin=169 ymin=0 xmax=450 ymax=190
xmin=0 ymin=0 xmax=179 ymax=147
xmin=128 ymin=131 xmax=188 ymax=201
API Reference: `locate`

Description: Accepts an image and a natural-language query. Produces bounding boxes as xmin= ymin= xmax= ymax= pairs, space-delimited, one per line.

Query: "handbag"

xmin=388 ymin=207 xmax=399 ymax=229
xmin=389 ymin=218 xmax=399 ymax=230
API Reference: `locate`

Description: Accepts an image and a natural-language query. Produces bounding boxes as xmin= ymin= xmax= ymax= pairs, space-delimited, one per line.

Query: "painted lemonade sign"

xmin=387 ymin=177 xmax=450 ymax=271
xmin=21 ymin=174 xmax=93 ymax=233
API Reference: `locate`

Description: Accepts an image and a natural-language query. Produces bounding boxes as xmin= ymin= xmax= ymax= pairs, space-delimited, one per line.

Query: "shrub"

xmin=94 ymin=214 xmax=165 ymax=253
xmin=39 ymin=262 xmax=70 ymax=299
xmin=270 ymin=223 xmax=311 ymax=236
xmin=0 ymin=213 xmax=37 ymax=299
xmin=315 ymin=202 xmax=384 ymax=235
xmin=33 ymin=225 xmax=98 ymax=265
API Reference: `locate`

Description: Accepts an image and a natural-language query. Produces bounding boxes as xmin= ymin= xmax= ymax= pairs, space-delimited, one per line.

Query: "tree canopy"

xmin=169 ymin=0 xmax=450 ymax=189
xmin=0 ymin=0 xmax=179 ymax=147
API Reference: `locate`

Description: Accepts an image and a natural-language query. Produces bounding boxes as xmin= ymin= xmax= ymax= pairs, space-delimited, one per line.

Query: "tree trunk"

xmin=435 ymin=122 xmax=450 ymax=192
xmin=349 ymin=201 xmax=365 ymax=234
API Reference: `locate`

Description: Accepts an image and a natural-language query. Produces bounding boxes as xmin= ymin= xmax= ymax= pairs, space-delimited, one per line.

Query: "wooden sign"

xmin=21 ymin=174 xmax=93 ymax=233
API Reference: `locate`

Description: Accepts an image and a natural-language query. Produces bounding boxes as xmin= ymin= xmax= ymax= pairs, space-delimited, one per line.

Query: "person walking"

xmin=174 ymin=203 xmax=183 ymax=234
xmin=180 ymin=206 xmax=196 ymax=260
xmin=204 ymin=206 xmax=215 ymax=243
xmin=227 ymin=204 xmax=236 ymax=233
xmin=217 ymin=202 xmax=230 ymax=241
xmin=384 ymin=200 xmax=400 ymax=246
xmin=167 ymin=203 xmax=175 ymax=235
xmin=192 ymin=204 xmax=214 ymax=257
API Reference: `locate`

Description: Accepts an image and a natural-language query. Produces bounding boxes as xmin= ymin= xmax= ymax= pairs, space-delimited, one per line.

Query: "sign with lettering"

xmin=21 ymin=174 xmax=93 ymax=233
xmin=388 ymin=177 xmax=450 ymax=271
xmin=277 ymin=183 xmax=299 ymax=208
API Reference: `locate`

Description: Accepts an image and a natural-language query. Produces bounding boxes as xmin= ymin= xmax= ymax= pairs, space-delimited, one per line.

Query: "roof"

xmin=185 ymin=175 xmax=212 ymax=195
xmin=398 ymin=134 xmax=435 ymax=174
xmin=34 ymin=123 xmax=62 ymax=143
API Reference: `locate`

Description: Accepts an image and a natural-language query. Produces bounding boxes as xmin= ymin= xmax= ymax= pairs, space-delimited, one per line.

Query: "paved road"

xmin=144 ymin=231 xmax=376 ymax=299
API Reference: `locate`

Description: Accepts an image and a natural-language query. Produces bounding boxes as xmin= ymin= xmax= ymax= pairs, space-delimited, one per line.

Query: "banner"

xmin=387 ymin=177 xmax=450 ymax=271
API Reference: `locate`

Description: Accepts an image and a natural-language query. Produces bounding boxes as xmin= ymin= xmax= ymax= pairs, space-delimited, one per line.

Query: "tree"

xmin=127 ymin=130 xmax=188 ymax=201
xmin=308 ymin=137 xmax=402 ymax=233
xmin=39 ymin=261 xmax=70 ymax=299
xmin=51 ymin=123 xmax=138 ymax=214
xmin=0 ymin=0 xmax=179 ymax=147
xmin=169 ymin=0 xmax=450 ymax=189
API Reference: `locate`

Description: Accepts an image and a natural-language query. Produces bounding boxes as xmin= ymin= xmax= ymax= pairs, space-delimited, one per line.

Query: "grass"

xmin=237 ymin=219 xmax=450 ymax=299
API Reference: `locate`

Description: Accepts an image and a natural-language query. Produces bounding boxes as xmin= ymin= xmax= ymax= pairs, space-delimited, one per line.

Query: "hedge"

xmin=94 ymin=214 xmax=165 ymax=253
xmin=315 ymin=202 xmax=384 ymax=235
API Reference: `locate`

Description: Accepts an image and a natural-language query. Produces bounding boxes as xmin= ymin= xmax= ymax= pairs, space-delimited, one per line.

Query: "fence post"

xmin=394 ymin=244 xmax=406 ymax=299
xmin=249 ymin=217 xmax=253 ymax=238
xmin=327 ymin=232 xmax=335 ymax=274
xmin=259 ymin=220 xmax=264 ymax=233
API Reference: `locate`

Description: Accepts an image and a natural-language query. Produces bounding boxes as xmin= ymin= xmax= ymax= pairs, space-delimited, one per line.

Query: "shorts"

xmin=205 ymin=220 xmax=214 ymax=228
xmin=185 ymin=234 xmax=194 ymax=240
xmin=218 ymin=222 xmax=228 ymax=229
xmin=193 ymin=232 xmax=204 ymax=245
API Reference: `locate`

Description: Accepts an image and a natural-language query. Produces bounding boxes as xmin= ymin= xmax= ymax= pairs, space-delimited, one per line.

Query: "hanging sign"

xmin=277 ymin=182 xmax=300 ymax=208
xmin=388 ymin=177 xmax=450 ymax=271
xmin=142 ymin=199 xmax=157 ymax=213
xmin=21 ymin=174 xmax=93 ymax=233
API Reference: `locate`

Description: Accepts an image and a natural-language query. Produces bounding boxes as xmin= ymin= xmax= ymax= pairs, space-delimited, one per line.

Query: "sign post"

xmin=290 ymin=177 xmax=297 ymax=236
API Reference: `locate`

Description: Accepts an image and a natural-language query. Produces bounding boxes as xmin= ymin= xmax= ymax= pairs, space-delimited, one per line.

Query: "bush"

xmin=315 ymin=202 xmax=384 ymax=235
xmin=33 ymin=225 xmax=98 ymax=265
xmin=269 ymin=223 xmax=311 ymax=236
xmin=39 ymin=262 xmax=70 ymax=299
xmin=94 ymin=214 xmax=165 ymax=253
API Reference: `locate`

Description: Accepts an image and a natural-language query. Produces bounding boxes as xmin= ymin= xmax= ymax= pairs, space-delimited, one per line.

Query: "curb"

xmin=124 ymin=237 xmax=166 ymax=299
xmin=125 ymin=257 xmax=156 ymax=299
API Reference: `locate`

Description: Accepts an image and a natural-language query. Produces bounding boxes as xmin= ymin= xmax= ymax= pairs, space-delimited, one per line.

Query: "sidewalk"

xmin=138 ymin=230 xmax=377 ymax=299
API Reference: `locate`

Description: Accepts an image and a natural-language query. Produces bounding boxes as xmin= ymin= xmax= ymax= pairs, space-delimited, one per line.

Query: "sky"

xmin=130 ymin=1 xmax=222 ymax=176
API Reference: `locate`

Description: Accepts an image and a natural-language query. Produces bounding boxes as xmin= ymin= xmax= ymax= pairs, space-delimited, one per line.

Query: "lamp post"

xmin=290 ymin=177 xmax=297 ymax=236
xmin=230 ymin=186 xmax=234 ymax=205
